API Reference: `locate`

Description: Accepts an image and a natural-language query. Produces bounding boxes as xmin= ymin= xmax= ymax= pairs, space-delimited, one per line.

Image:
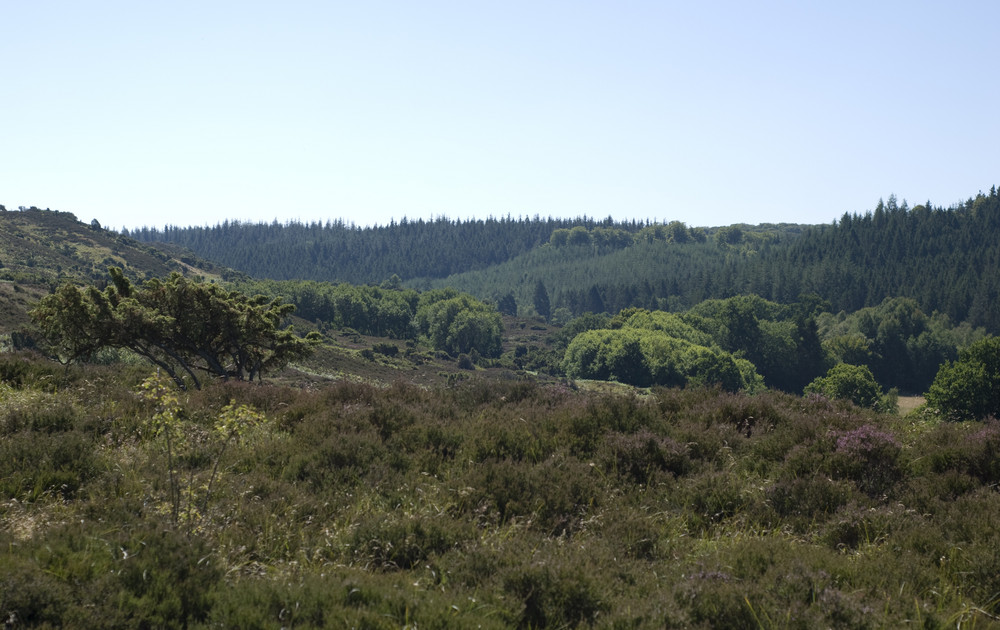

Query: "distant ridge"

xmin=129 ymin=188 xmax=1000 ymax=333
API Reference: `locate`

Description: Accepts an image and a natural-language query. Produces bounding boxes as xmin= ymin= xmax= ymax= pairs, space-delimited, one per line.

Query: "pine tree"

xmin=533 ymin=280 xmax=551 ymax=322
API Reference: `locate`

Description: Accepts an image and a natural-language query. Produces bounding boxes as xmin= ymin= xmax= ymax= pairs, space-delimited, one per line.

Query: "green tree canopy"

xmin=804 ymin=363 xmax=882 ymax=409
xmin=31 ymin=269 xmax=317 ymax=389
xmin=562 ymin=327 xmax=751 ymax=391
xmin=816 ymin=297 xmax=985 ymax=393
xmin=926 ymin=336 xmax=1000 ymax=420
xmin=497 ymin=293 xmax=518 ymax=317
xmin=413 ymin=293 xmax=503 ymax=358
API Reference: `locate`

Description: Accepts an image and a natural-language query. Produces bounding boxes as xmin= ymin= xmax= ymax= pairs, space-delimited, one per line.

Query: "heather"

xmin=3 ymin=353 xmax=1000 ymax=628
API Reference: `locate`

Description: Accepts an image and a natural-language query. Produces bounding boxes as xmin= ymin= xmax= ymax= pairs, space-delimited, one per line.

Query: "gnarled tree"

xmin=31 ymin=268 xmax=317 ymax=389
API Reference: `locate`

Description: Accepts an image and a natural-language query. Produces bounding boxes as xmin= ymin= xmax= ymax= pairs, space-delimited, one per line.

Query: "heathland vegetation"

xmin=3 ymin=189 xmax=1000 ymax=627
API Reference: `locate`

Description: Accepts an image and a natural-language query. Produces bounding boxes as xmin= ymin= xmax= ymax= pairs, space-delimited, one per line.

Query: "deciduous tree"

xmin=926 ymin=336 xmax=1000 ymax=420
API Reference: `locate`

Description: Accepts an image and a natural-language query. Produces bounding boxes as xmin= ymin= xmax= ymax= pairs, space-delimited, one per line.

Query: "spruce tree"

xmin=533 ymin=280 xmax=551 ymax=322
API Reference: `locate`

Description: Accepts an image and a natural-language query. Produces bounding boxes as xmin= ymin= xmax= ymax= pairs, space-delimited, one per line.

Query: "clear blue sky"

xmin=3 ymin=1 xmax=998 ymax=231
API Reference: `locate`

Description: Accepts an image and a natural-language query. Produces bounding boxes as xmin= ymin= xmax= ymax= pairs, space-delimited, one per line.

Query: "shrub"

xmin=562 ymin=328 xmax=748 ymax=390
xmin=414 ymin=294 xmax=503 ymax=357
xmin=804 ymin=363 xmax=882 ymax=409
xmin=0 ymin=557 xmax=75 ymax=627
xmin=0 ymin=392 xmax=78 ymax=434
xmin=926 ymin=336 xmax=1000 ymax=420
xmin=351 ymin=514 xmax=473 ymax=570
xmin=830 ymin=425 xmax=903 ymax=497
xmin=821 ymin=503 xmax=896 ymax=550
xmin=0 ymin=353 xmax=61 ymax=388
xmin=504 ymin=563 xmax=607 ymax=628
xmin=766 ymin=475 xmax=853 ymax=525
xmin=963 ymin=420 xmax=1000 ymax=485
xmin=0 ymin=430 xmax=97 ymax=500
xmin=460 ymin=457 xmax=600 ymax=536
xmin=600 ymin=429 xmax=690 ymax=484
xmin=109 ymin=524 xmax=222 ymax=628
xmin=679 ymin=471 xmax=749 ymax=530
xmin=372 ymin=342 xmax=398 ymax=357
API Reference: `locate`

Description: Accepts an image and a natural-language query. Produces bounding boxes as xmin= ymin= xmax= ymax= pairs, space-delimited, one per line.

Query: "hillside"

xmin=128 ymin=188 xmax=1000 ymax=334
xmin=428 ymin=223 xmax=800 ymax=317
xmin=435 ymin=192 xmax=1000 ymax=330
xmin=5 ymin=200 xmax=1000 ymax=626
xmin=0 ymin=207 xmax=235 ymax=334
xmin=129 ymin=215 xmax=637 ymax=284
xmin=0 ymin=207 xmax=568 ymax=392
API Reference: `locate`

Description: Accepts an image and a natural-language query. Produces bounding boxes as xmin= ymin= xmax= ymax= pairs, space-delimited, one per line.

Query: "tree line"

xmin=126 ymin=189 xmax=1000 ymax=337
xmin=438 ymin=189 xmax=1000 ymax=334
xmin=128 ymin=215 xmax=653 ymax=285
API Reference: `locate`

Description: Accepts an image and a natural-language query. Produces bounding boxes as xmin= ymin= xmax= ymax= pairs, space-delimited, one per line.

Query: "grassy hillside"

xmin=0 ymin=208 xmax=235 ymax=334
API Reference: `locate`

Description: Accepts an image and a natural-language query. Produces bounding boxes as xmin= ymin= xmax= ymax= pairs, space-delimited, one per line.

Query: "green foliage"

xmin=926 ymin=336 xmax=1000 ymax=420
xmin=135 ymin=215 xmax=606 ymax=284
xmin=684 ymin=295 xmax=828 ymax=392
xmin=830 ymin=424 xmax=904 ymax=497
xmin=238 ymin=278 xmax=421 ymax=338
xmin=139 ymin=373 xmax=269 ymax=528
xmin=413 ymin=293 xmax=503 ymax=357
xmin=7 ymin=327 xmax=1000 ymax=627
xmin=817 ymin=297 xmax=984 ymax=393
xmin=403 ymin=191 xmax=1000 ymax=345
xmin=31 ymin=269 xmax=317 ymax=389
xmin=139 ymin=374 xmax=187 ymax=523
xmin=554 ymin=312 xmax=612 ymax=348
xmin=0 ymin=429 xmax=97 ymax=501
xmin=497 ymin=292 xmax=518 ymax=316
xmin=533 ymin=279 xmax=551 ymax=322
xmin=805 ymin=363 xmax=883 ymax=409
xmin=619 ymin=308 xmax=713 ymax=346
xmin=561 ymin=298 xmax=831 ymax=393
xmin=563 ymin=327 xmax=750 ymax=391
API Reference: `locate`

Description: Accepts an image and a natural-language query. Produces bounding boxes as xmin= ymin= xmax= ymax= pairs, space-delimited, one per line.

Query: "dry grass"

xmin=898 ymin=395 xmax=926 ymax=415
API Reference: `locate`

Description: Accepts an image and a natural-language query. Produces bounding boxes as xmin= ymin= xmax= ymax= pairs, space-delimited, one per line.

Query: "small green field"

xmin=898 ymin=395 xmax=927 ymax=415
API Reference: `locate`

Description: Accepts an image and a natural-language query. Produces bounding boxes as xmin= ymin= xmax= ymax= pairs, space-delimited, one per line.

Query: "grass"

xmin=2 ymin=351 xmax=1000 ymax=628
xmin=898 ymin=394 xmax=927 ymax=415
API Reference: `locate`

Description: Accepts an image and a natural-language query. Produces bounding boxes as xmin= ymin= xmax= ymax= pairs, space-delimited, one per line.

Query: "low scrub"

xmin=3 ymin=352 xmax=1000 ymax=627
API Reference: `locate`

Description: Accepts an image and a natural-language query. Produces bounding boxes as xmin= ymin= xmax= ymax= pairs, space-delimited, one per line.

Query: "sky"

xmin=3 ymin=1 xmax=999 ymax=231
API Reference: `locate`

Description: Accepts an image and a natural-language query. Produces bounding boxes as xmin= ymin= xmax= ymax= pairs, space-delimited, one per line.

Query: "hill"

xmin=435 ymin=191 xmax=1000 ymax=330
xmin=128 ymin=188 xmax=1000 ymax=334
xmin=5 ymin=198 xmax=1000 ymax=626
xmin=129 ymin=215 xmax=639 ymax=284
xmin=0 ymin=207 xmax=235 ymax=335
